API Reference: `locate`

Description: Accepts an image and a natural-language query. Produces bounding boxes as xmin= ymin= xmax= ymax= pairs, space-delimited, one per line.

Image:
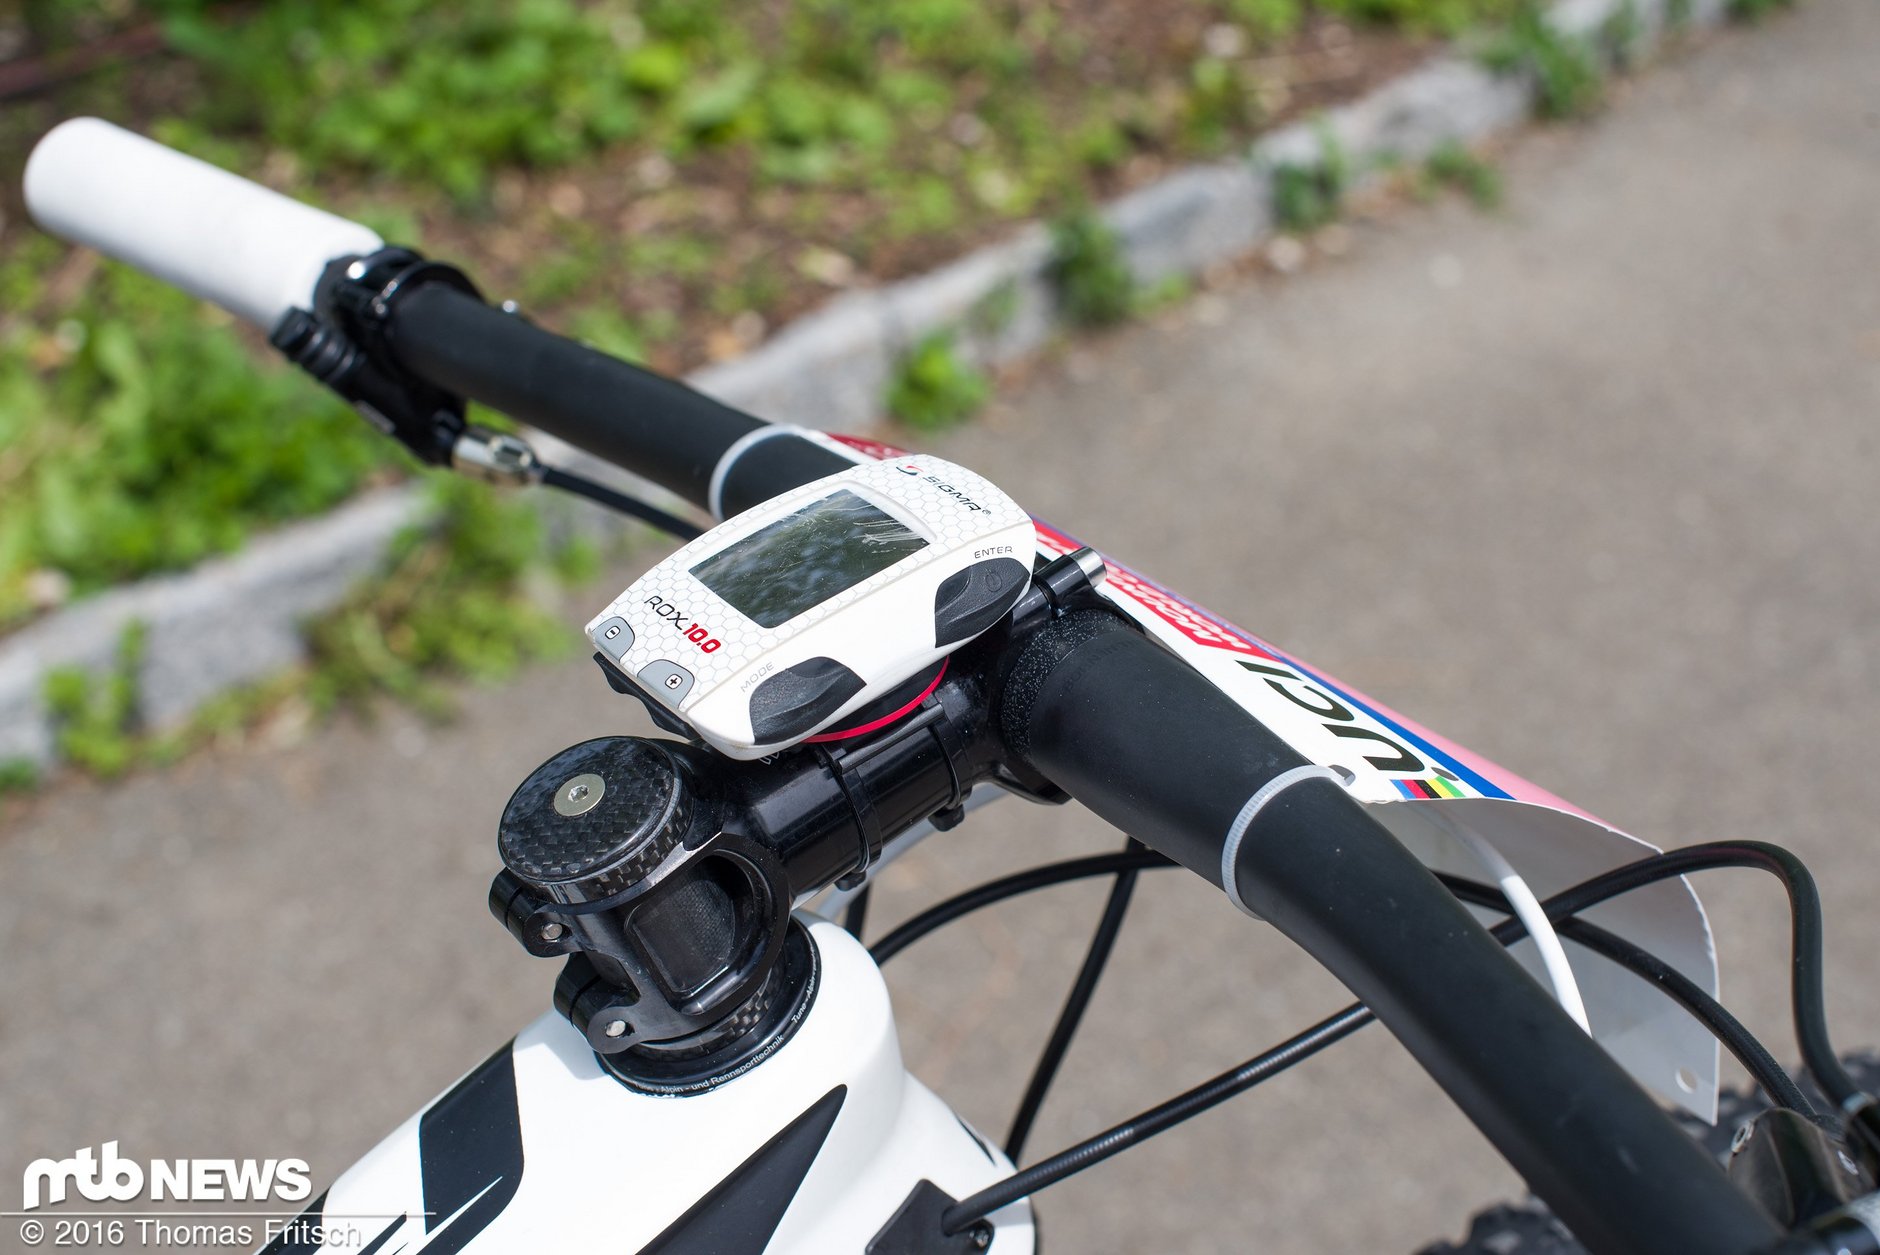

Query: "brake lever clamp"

xmin=269 ymin=246 xmax=482 ymax=467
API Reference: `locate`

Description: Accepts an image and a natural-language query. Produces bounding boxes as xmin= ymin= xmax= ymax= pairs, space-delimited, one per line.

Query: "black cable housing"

xmin=868 ymin=849 xmax=1174 ymax=964
xmin=538 ymin=465 xmax=704 ymax=539
xmin=871 ymin=844 xmax=1815 ymax=1117
xmin=1531 ymin=842 xmax=1855 ymax=1109
xmin=1005 ymin=843 xmax=1142 ymax=1161
xmin=842 ymin=885 xmax=872 ymax=941
xmin=945 ymin=1003 xmax=1375 ymax=1231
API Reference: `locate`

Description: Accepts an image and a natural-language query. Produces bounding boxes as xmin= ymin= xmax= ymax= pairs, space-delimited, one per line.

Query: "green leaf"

xmin=679 ymin=62 xmax=762 ymax=139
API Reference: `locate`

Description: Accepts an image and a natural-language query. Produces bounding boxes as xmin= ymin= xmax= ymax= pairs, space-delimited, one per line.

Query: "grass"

xmin=43 ymin=621 xmax=145 ymax=777
xmin=1048 ymin=209 xmax=1138 ymax=329
xmin=2 ymin=0 xmax=1530 ymax=637
xmin=1600 ymin=0 xmax=1646 ymax=70
xmin=14 ymin=474 xmax=604 ymax=787
xmin=0 ymin=246 xmax=391 ymax=631
xmin=1271 ymin=124 xmax=1352 ymax=232
xmin=304 ymin=477 xmax=579 ymax=719
xmin=0 ymin=758 xmax=39 ymax=794
xmin=887 ymin=332 xmax=991 ymax=430
xmin=1421 ymin=140 xmax=1503 ymax=208
xmin=1479 ymin=3 xmax=1607 ymax=120
xmin=1726 ymin=0 xmax=1795 ymax=21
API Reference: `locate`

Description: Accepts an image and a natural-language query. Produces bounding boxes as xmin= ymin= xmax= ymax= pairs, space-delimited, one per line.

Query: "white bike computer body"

xmin=587 ymin=454 xmax=1036 ymax=759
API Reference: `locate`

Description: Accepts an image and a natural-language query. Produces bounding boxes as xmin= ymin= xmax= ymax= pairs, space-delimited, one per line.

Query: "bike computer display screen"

xmin=590 ymin=451 xmax=1035 ymax=758
xmin=690 ymin=489 xmax=928 ymax=628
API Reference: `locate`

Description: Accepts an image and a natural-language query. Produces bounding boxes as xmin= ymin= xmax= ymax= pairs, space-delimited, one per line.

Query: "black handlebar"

xmin=1002 ymin=611 xmax=1785 ymax=1255
xmin=388 ymin=283 xmax=762 ymax=507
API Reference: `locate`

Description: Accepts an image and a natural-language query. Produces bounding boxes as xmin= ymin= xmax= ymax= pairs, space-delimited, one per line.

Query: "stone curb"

xmin=0 ymin=0 xmax=1723 ymax=771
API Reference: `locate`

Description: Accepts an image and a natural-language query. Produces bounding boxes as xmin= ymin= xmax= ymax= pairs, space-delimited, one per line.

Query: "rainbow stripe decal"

xmin=1394 ymin=776 xmax=1468 ymax=800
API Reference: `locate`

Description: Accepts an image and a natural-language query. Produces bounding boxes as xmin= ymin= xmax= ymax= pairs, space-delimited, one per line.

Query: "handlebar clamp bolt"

xmin=1036 ymin=546 xmax=1108 ymax=610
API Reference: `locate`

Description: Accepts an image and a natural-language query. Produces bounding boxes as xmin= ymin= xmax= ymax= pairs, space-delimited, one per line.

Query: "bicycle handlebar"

xmin=1002 ymin=610 xmax=1784 ymax=1255
xmin=24 ymin=118 xmax=383 ymax=329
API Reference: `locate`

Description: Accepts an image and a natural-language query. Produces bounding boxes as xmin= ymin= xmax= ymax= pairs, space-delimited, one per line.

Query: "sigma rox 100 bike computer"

xmin=585 ymin=454 xmax=1037 ymax=758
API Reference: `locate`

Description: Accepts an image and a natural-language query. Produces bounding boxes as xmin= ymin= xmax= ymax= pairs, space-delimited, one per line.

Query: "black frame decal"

xmin=639 ymin=1086 xmax=847 ymax=1254
xmin=414 ymin=1041 xmax=525 ymax=1255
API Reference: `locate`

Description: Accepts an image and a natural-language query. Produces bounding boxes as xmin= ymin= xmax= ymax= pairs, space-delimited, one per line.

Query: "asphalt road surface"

xmin=3 ymin=3 xmax=1878 ymax=1251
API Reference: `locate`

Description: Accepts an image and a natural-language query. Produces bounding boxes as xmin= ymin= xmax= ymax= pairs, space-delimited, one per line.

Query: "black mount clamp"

xmin=270 ymin=246 xmax=542 ymax=484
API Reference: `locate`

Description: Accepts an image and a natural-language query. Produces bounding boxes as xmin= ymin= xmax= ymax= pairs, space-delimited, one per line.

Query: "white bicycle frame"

xmin=264 ymin=919 xmax=1032 ymax=1254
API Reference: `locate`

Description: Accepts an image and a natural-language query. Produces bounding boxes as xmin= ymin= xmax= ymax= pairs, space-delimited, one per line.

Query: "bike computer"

xmin=587 ymin=454 xmax=1036 ymax=758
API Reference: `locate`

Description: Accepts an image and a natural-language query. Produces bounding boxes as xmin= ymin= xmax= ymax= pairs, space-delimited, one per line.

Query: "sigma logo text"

xmin=921 ymin=476 xmax=989 ymax=513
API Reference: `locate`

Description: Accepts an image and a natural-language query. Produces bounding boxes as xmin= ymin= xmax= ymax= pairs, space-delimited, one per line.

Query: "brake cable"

xmin=1004 ymin=839 xmax=1146 ymax=1162
xmin=536 ymin=463 xmax=704 ymax=540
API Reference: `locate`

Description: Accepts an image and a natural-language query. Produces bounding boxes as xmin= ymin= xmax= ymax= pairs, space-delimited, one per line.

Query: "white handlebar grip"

xmin=24 ymin=117 xmax=384 ymax=330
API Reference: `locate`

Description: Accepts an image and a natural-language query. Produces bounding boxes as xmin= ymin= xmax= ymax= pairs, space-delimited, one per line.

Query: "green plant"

xmin=567 ymin=306 xmax=651 ymax=364
xmin=1480 ymin=4 xmax=1605 ymax=119
xmin=1185 ymin=58 xmax=1263 ymax=150
xmin=43 ymin=621 xmax=145 ymax=778
xmin=1228 ymin=0 xmax=1307 ymax=41
xmin=971 ymin=281 xmax=1022 ymax=336
xmin=1048 ymin=210 xmax=1137 ymax=328
xmin=1726 ymin=0 xmax=1794 ymax=21
xmin=1422 ymin=140 xmax=1504 ymax=208
xmin=6 ymin=0 xmax=1559 ymax=747
xmin=161 ymin=0 xmax=659 ymax=202
xmin=1071 ymin=117 xmax=1131 ymax=173
xmin=306 ymin=478 xmax=573 ymax=718
xmin=887 ymin=332 xmax=990 ymax=429
xmin=14 ymin=474 xmax=631 ymax=782
xmin=0 ymin=255 xmax=390 ymax=630
xmin=1599 ymin=0 xmax=1645 ymax=69
xmin=1321 ymin=0 xmax=1520 ymax=34
xmin=1271 ymin=126 xmax=1350 ymax=232
xmin=1139 ymin=274 xmax=1197 ymax=313
xmin=0 ymin=758 xmax=39 ymax=794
